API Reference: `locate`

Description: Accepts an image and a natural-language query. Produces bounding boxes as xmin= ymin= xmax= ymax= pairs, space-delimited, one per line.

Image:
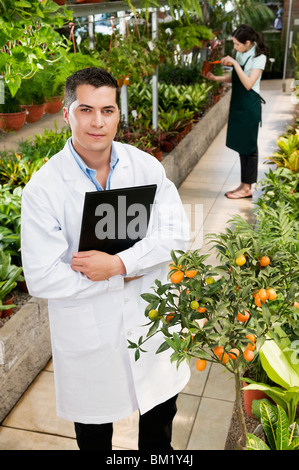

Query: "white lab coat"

xmin=21 ymin=141 xmax=190 ymax=424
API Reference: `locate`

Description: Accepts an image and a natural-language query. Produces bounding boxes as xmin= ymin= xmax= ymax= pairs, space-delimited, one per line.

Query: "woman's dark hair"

xmin=232 ymin=24 xmax=269 ymax=57
xmin=64 ymin=67 xmax=120 ymax=110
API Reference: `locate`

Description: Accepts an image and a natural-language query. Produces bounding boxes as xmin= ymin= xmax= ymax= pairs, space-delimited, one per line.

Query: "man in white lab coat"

xmin=21 ymin=68 xmax=190 ymax=450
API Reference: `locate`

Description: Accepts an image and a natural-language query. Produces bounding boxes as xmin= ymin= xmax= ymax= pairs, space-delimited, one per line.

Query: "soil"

xmin=225 ymin=393 xmax=261 ymax=450
xmin=0 ymin=287 xmax=30 ymax=328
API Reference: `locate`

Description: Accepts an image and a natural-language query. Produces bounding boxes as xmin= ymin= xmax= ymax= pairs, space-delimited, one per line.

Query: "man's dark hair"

xmin=64 ymin=67 xmax=120 ymax=110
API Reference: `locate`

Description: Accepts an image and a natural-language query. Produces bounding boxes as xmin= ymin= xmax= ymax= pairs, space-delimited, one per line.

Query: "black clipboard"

xmin=78 ymin=184 xmax=157 ymax=254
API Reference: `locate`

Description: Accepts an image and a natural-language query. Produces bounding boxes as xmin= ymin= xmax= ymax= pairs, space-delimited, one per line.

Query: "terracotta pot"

xmin=0 ymin=295 xmax=14 ymax=318
xmin=201 ymin=61 xmax=215 ymax=76
xmin=153 ymin=149 xmax=162 ymax=161
xmin=21 ymin=104 xmax=45 ymax=123
xmin=44 ymin=97 xmax=63 ymax=114
xmin=123 ymin=76 xmax=130 ymax=86
xmin=0 ymin=111 xmax=27 ymax=133
xmin=242 ymin=381 xmax=270 ymax=420
xmin=117 ymin=77 xmax=124 ymax=88
xmin=53 ymin=0 xmax=66 ymax=4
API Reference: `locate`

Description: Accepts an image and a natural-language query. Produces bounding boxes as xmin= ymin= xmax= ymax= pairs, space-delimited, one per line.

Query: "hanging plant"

xmin=123 ymin=0 xmax=203 ymax=21
xmin=0 ymin=0 xmax=72 ymax=97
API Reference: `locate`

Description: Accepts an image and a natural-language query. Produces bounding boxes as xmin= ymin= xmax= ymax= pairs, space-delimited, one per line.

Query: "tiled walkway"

xmin=0 ymin=79 xmax=295 ymax=450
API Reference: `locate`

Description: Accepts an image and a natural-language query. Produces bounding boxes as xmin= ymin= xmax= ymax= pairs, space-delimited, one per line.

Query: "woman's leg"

xmin=225 ymin=150 xmax=258 ymax=199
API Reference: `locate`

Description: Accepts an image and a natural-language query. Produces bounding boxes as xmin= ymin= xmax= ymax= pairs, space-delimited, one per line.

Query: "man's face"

xmin=63 ymin=84 xmax=120 ymax=159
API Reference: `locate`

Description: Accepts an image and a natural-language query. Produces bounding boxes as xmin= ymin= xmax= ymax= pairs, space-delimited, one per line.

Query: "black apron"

xmin=226 ymin=56 xmax=265 ymax=155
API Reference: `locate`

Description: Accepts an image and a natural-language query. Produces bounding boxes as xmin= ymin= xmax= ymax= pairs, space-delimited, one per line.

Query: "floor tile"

xmin=3 ymin=371 xmax=75 ymax=439
xmin=113 ymin=411 xmax=139 ymax=450
xmin=172 ymin=394 xmax=201 ymax=450
xmin=203 ymin=363 xmax=235 ymax=402
xmin=0 ymin=427 xmax=77 ymax=451
xmin=186 ymin=397 xmax=235 ymax=450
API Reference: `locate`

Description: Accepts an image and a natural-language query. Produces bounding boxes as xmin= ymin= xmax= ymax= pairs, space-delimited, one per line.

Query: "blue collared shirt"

xmin=67 ymin=137 xmax=119 ymax=191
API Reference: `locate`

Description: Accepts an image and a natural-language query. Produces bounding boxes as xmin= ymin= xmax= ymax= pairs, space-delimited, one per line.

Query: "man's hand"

xmin=72 ymin=250 xmax=126 ymax=281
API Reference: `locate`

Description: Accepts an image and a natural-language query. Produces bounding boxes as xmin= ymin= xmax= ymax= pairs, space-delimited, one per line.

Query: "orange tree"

xmin=129 ymin=215 xmax=299 ymax=450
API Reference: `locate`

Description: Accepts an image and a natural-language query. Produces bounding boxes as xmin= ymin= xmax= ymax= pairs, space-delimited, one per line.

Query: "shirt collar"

xmin=242 ymin=44 xmax=256 ymax=60
xmin=67 ymin=137 xmax=119 ymax=190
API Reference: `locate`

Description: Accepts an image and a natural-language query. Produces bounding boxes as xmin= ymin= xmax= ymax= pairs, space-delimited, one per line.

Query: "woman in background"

xmin=203 ymin=24 xmax=268 ymax=199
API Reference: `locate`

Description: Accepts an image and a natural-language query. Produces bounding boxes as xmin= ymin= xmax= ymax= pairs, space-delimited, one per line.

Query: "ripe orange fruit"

xmin=237 ymin=310 xmax=250 ymax=322
xmin=267 ymin=288 xmax=277 ymax=301
xmin=254 ymin=295 xmax=262 ymax=307
xmin=185 ymin=269 xmax=197 ymax=278
xmin=243 ymin=349 xmax=254 ymax=362
xmin=246 ymin=334 xmax=256 ymax=344
xmin=213 ymin=346 xmax=224 ymax=356
xmin=197 ymin=306 xmax=207 ymax=313
xmin=170 ymin=270 xmax=184 ymax=284
xmin=196 ymin=359 xmax=207 ymax=371
xmin=169 ymin=263 xmax=182 ymax=271
xmin=260 ymin=256 xmax=270 ymax=267
xmin=258 ymin=288 xmax=268 ymax=303
xmin=190 ymin=300 xmax=199 ymax=310
xmin=246 ymin=342 xmax=256 ymax=351
xmin=219 ymin=352 xmax=229 ymax=364
xmin=294 ymin=301 xmax=299 ymax=309
xmin=236 ymin=255 xmax=246 ymax=266
xmin=229 ymin=348 xmax=240 ymax=360
xmin=166 ymin=313 xmax=175 ymax=322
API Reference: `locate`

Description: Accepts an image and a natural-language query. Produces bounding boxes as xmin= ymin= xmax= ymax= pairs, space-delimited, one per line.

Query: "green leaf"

xmin=276 ymin=405 xmax=290 ymax=450
xmin=260 ymin=338 xmax=299 ymax=389
xmin=16 ymin=0 xmax=32 ymax=7
xmin=141 ymin=293 xmax=159 ymax=303
xmin=260 ymin=400 xmax=278 ymax=449
xmin=247 ymin=433 xmax=270 ymax=450
xmin=135 ymin=349 xmax=140 ymax=361
xmin=156 ymin=341 xmax=170 ymax=354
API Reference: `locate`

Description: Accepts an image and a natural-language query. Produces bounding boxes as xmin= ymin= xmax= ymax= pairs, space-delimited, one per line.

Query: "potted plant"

xmin=171 ymin=23 xmax=214 ymax=54
xmin=242 ymin=328 xmax=299 ymax=423
xmin=0 ymin=251 xmax=23 ymax=318
xmin=37 ymin=66 xmax=64 ymax=115
xmin=0 ymin=0 xmax=72 ymax=98
xmin=128 ymin=203 xmax=299 ymax=450
xmin=0 ymin=87 xmax=26 ymax=133
xmin=265 ymin=128 xmax=299 ymax=172
xmin=247 ymin=401 xmax=299 ymax=450
xmin=17 ymin=74 xmax=46 ymax=123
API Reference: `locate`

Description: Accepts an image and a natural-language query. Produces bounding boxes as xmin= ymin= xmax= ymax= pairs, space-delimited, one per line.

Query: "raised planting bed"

xmin=163 ymin=89 xmax=231 ymax=187
xmin=0 ymin=297 xmax=51 ymax=422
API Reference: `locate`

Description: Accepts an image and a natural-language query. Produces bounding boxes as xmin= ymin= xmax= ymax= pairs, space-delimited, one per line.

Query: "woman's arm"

xmin=203 ymin=71 xmax=232 ymax=83
xmin=221 ymin=55 xmax=262 ymax=91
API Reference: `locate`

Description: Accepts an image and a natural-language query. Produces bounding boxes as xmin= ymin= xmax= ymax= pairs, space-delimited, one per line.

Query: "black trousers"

xmin=74 ymin=394 xmax=178 ymax=451
xmin=239 ymin=150 xmax=258 ymax=184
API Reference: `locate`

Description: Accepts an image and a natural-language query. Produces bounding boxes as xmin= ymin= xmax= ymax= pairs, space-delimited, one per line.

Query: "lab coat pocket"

xmin=51 ymin=304 xmax=100 ymax=354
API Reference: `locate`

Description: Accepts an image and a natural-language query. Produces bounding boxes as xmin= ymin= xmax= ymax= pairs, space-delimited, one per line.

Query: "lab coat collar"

xmin=60 ymin=140 xmax=131 ymax=191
